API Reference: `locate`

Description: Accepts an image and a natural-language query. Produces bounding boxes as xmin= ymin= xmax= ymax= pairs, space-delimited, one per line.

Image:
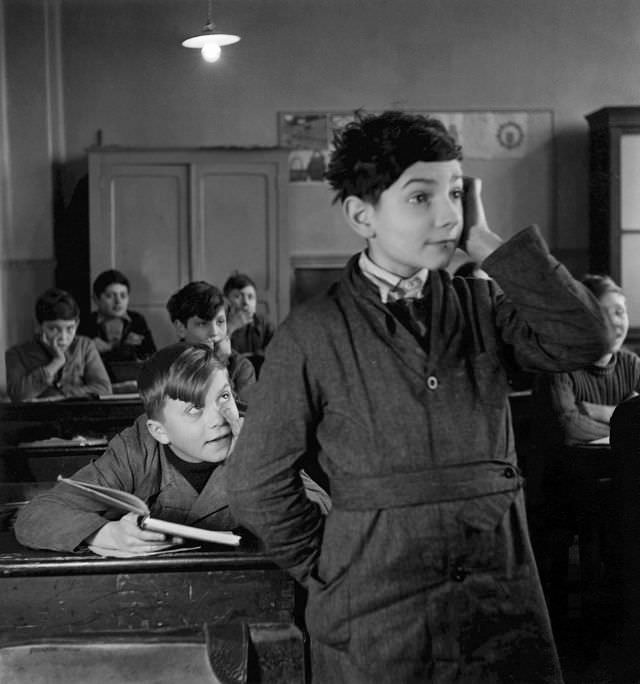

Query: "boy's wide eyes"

xmin=407 ymin=188 xmax=463 ymax=204
xmin=409 ymin=192 xmax=429 ymax=204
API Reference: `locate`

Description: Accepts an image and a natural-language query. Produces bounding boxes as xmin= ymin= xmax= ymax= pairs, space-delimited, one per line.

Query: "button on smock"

xmin=426 ymin=375 xmax=438 ymax=390
xmin=503 ymin=466 xmax=516 ymax=479
xmin=451 ymin=564 xmax=467 ymax=582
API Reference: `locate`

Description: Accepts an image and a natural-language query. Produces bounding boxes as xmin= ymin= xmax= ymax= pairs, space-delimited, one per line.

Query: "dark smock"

xmin=227 ymin=226 xmax=611 ymax=683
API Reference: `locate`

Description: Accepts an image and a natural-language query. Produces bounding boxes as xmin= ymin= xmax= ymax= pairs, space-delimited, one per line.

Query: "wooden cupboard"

xmin=586 ymin=107 xmax=640 ymax=338
xmin=88 ymin=148 xmax=289 ymax=348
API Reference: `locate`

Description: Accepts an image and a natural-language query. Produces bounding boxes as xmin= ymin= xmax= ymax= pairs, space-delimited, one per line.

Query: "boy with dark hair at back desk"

xmin=80 ymin=268 xmax=156 ymax=363
xmin=166 ymin=281 xmax=255 ymax=405
xmin=226 ymin=110 xmax=613 ymax=683
xmin=5 ymin=287 xmax=111 ymax=402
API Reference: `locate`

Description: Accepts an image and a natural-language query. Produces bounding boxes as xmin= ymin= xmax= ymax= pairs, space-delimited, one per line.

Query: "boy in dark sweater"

xmin=80 ymin=269 xmax=156 ymax=362
xmin=226 ymin=111 xmax=612 ymax=683
xmin=166 ymin=281 xmax=255 ymax=406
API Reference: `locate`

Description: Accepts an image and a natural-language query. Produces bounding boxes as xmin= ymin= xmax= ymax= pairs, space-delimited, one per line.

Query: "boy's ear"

xmin=343 ymin=196 xmax=376 ymax=239
xmin=146 ymin=418 xmax=170 ymax=445
xmin=173 ymin=320 xmax=186 ymax=339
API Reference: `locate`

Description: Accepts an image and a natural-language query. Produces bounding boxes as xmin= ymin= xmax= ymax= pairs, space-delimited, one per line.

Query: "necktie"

xmin=387 ymin=297 xmax=430 ymax=348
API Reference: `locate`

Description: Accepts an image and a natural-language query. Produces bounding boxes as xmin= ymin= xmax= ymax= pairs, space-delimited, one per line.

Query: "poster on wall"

xmin=278 ymin=110 xmax=531 ymax=184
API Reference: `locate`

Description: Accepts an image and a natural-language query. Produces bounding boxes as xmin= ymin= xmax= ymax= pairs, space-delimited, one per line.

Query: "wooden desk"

xmin=0 ymin=397 xmax=144 ymax=445
xmin=0 ymin=445 xmax=104 ymax=482
xmin=0 ymin=532 xmax=305 ymax=683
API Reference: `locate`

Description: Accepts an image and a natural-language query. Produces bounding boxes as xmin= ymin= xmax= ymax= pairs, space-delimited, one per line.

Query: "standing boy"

xmin=14 ymin=343 xmax=240 ymax=555
xmin=166 ymin=281 xmax=255 ymax=406
xmin=80 ymin=269 xmax=156 ymax=362
xmin=226 ymin=111 xmax=612 ymax=683
xmin=5 ymin=287 xmax=111 ymax=402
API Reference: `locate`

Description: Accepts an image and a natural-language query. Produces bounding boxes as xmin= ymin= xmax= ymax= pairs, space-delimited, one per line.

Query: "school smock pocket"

xmin=304 ymin=510 xmax=357 ymax=649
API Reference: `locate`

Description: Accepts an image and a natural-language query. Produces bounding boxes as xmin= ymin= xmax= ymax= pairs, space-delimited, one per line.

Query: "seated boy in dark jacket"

xmin=80 ymin=269 xmax=156 ymax=363
xmin=5 ymin=287 xmax=111 ymax=402
xmin=14 ymin=343 xmax=241 ymax=556
xmin=166 ymin=281 xmax=255 ymax=406
xmin=223 ymin=272 xmax=275 ymax=377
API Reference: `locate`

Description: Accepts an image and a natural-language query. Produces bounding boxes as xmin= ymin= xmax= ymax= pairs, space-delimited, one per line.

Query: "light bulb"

xmin=201 ymin=43 xmax=221 ymax=63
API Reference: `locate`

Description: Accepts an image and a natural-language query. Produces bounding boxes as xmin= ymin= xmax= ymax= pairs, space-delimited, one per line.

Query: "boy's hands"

xmin=213 ymin=335 xmax=232 ymax=363
xmin=41 ymin=332 xmax=66 ymax=380
xmin=93 ymin=337 xmax=113 ymax=353
xmin=124 ymin=331 xmax=144 ymax=346
xmin=86 ymin=512 xmax=178 ymax=556
xmin=461 ymin=177 xmax=503 ymax=263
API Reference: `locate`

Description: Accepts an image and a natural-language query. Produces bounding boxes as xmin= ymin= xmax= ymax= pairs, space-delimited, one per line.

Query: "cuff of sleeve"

xmin=482 ymin=225 xmax=548 ymax=274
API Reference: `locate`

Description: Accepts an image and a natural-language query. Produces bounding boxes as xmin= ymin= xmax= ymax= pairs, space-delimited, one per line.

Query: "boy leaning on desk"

xmin=13 ymin=342 xmax=331 ymax=557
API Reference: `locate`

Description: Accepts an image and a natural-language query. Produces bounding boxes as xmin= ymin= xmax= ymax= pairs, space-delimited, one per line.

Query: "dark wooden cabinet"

xmin=586 ymin=107 xmax=640 ymax=338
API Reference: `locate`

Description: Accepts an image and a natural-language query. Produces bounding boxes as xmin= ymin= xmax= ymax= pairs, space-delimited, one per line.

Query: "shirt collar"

xmin=358 ymin=251 xmax=429 ymax=303
xmin=96 ymin=311 xmax=131 ymax=325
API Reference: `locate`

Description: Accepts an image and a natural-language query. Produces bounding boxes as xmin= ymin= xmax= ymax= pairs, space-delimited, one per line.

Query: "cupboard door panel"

xmin=89 ymin=149 xmax=289 ymax=351
xmin=196 ymin=164 xmax=280 ymax=319
xmin=90 ymin=164 xmax=190 ymax=348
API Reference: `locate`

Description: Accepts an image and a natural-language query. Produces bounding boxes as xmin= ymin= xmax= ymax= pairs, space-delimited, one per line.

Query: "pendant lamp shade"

xmin=182 ymin=0 xmax=240 ymax=60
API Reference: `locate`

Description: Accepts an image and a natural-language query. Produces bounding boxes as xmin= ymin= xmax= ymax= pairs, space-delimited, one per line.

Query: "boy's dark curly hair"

xmin=325 ymin=110 xmax=462 ymax=205
xmin=35 ymin=288 xmax=80 ymax=323
xmin=166 ymin=281 xmax=227 ymax=325
xmin=581 ymin=273 xmax=623 ymax=300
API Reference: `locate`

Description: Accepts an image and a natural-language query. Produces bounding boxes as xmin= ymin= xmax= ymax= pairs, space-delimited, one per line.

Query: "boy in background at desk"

xmin=536 ymin=274 xmax=640 ymax=446
xmin=534 ymin=274 xmax=640 ymax=622
xmin=166 ymin=281 xmax=255 ymax=406
xmin=5 ymin=287 xmax=111 ymax=402
xmin=226 ymin=110 xmax=612 ymax=684
xmin=80 ymin=269 xmax=156 ymax=363
xmin=223 ymin=272 xmax=274 ymax=376
xmin=14 ymin=343 xmax=330 ymax=556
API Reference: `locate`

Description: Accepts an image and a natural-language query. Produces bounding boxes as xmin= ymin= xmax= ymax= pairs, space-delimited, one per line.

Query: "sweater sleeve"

xmin=14 ymin=430 xmax=140 ymax=551
xmin=546 ymin=371 xmax=610 ymax=445
xmin=60 ymin=338 xmax=112 ymax=397
xmin=226 ymin=325 xmax=324 ymax=586
xmin=482 ymin=225 xmax=613 ymax=372
xmin=5 ymin=346 xmax=52 ymax=402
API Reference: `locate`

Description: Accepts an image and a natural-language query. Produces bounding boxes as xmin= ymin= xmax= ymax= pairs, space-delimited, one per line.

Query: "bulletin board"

xmin=280 ymin=110 xmax=555 ymax=260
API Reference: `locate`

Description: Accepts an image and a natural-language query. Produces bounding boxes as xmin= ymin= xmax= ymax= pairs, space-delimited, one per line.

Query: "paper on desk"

xmin=588 ymin=436 xmax=610 ymax=445
xmin=98 ymin=393 xmax=140 ymax=401
xmin=87 ymin=543 xmax=201 ymax=558
xmin=18 ymin=435 xmax=108 ymax=448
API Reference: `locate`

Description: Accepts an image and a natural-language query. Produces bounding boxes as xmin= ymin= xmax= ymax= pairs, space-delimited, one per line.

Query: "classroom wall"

xmin=2 ymin=0 xmax=640 ymax=392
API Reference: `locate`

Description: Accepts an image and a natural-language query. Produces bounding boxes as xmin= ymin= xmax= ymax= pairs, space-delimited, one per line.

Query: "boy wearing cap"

xmin=226 ymin=111 xmax=612 ymax=683
xmin=14 ymin=343 xmax=241 ymax=556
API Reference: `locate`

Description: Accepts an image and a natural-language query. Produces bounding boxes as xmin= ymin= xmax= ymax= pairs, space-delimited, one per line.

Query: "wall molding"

xmin=291 ymin=253 xmax=351 ymax=270
xmin=0 ymin=257 xmax=56 ymax=269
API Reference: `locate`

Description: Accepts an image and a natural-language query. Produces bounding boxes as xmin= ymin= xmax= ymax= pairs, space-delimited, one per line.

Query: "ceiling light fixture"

xmin=182 ymin=0 xmax=240 ymax=63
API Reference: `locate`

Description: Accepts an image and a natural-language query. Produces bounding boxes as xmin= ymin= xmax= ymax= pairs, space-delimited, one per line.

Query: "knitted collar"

xmin=358 ymin=251 xmax=429 ymax=303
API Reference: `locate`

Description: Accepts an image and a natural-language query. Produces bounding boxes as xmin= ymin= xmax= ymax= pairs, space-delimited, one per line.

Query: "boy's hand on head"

xmin=86 ymin=512 xmax=173 ymax=556
xmin=41 ymin=333 xmax=66 ymax=377
xmin=214 ymin=336 xmax=232 ymax=363
xmin=462 ymin=177 xmax=503 ymax=264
